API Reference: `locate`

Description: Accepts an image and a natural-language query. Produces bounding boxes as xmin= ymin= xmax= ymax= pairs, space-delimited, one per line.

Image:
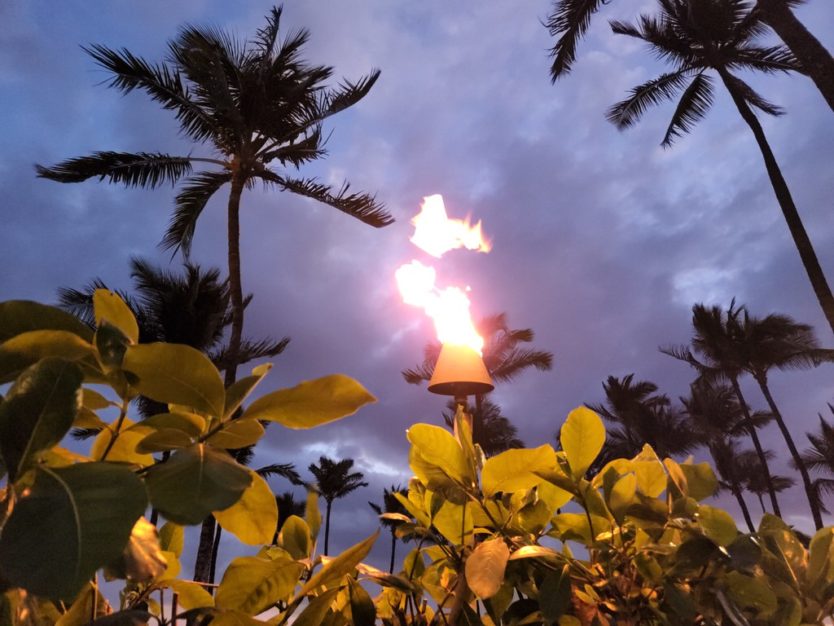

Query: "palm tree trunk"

xmin=324 ymin=500 xmax=333 ymax=555
xmin=757 ymin=492 xmax=766 ymax=514
xmin=756 ymin=0 xmax=834 ymax=113
xmin=732 ymin=485 xmax=756 ymax=533
xmin=730 ymin=377 xmax=782 ymax=516
xmin=754 ymin=373 xmax=823 ymax=529
xmin=389 ymin=531 xmax=397 ymax=574
xmin=209 ymin=524 xmax=223 ymax=584
xmin=224 ymin=173 xmax=246 ymax=388
xmin=193 ymin=516 xmax=217 ymax=585
xmin=718 ymin=67 xmax=834 ymax=336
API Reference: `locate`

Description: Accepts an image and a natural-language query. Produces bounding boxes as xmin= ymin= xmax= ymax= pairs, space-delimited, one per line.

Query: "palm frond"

xmin=315 ymin=69 xmax=381 ymax=121
xmin=211 ymin=336 xmax=290 ymax=370
xmin=402 ymin=362 xmax=434 ymax=385
xmin=489 ymin=348 xmax=554 ymax=383
xmin=730 ymin=45 xmax=803 ymax=74
xmin=259 ymin=171 xmax=393 ymax=228
xmin=607 ymin=70 xmax=693 ymax=129
xmin=36 ymin=151 xmax=192 ymax=187
xmin=259 ymin=127 xmax=326 ymax=168
xmin=545 ymin=0 xmax=606 ymax=80
xmin=723 ymin=73 xmax=784 ymax=115
xmin=257 ymin=463 xmax=303 ymax=485
xmin=254 ymin=6 xmax=284 ymax=59
xmin=163 ymin=170 xmax=231 ymax=255
xmin=661 ymin=72 xmax=715 ymax=147
xmin=83 ymin=44 xmax=217 ymax=143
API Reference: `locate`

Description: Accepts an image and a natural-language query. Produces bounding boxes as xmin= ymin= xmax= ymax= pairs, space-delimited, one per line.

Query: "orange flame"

xmin=396 ymin=195 xmax=490 ymax=354
xmin=410 ymin=194 xmax=491 ymax=258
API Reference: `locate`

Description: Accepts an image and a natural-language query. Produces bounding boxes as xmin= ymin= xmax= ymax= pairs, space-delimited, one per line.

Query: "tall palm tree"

xmin=37 ymin=5 xmax=393 ymax=394
xmin=404 ymin=313 xmax=552 ymax=451
xmin=736 ymin=450 xmax=795 ymax=514
xmin=663 ymin=303 xmax=783 ymax=516
xmin=604 ymin=0 xmax=834 ymax=336
xmin=273 ymin=492 xmax=307 ymax=544
xmin=709 ymin=440 xmax=757 ymax=531
xmin=587 ymin=374 xmax=697 ymax=463
xmin=800 ymin=408 xmax=834 ymax=515
xmin=545 ymin=0 xmax=834 ymax=113
xmin=441 ymin=397 xmax=525 ymax=457
xmin=368 ymin=486 xmax=410 ymax=574
xmin=308 ymin=456 xmax=368 ymax=555
xmin=729 ymin=306 xmax=834 ymax=528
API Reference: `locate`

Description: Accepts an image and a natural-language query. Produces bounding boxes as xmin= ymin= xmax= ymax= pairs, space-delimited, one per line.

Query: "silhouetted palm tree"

xmin=710 ymin=440 xmax=757 ymax=532
xmin=545 ymin=0 xmax=834 ymax=112
xmin=273 ymin=492 xmax=307 ymax=544
xmin=800 ymin=407 xmax=834 ymax=515
xmin=308 ymin=456 xmax=368 ymax=554
xmin=404 ymin=313 xmax=551 ymax=453
xmin=37 ymin=5 xmax=392 ymax=396
xmin=369 ymin=486 xmax=410 ymax=573
xmin=736 ymin=450 xmax=795 ymax=515
xmin=587 ymin=374 xmax=696 ymax=463
xmin=605 ymin=0 xmax=834 ymax=335
xmin=663 ymin=303 xmax=783 ymax=516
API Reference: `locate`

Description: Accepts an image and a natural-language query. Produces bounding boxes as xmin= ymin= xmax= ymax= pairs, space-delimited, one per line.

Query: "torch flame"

xmin=396 ymin=194 xmax=490 ymax=354
xmin=410 ymin=194 xmax=491 ymax=258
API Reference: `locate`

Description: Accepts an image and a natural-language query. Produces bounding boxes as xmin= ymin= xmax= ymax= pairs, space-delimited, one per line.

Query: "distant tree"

xmin=369 ymin=485 xmax=410 ymax=573
xmin=405 ymin=313 xmax=552 ymax=454
xmin=545 ymin=0 xmax=834 ymax=113
xmin=709 ymin=440 xmax=758 ymax=532
xmin=800 ymin=408 xmax=834 ymax=516
xmin=308 ymin=456 xmax=368 ymax=554
xmin=587 ymin=374 xmax=696 ymax=464
xmin=605 ymin=0 xmax=834 ymax=335
xmin=273 ymin=492 xmax=307 ymax=544
xmin=737 ymin=451 xmax=795 ymax=515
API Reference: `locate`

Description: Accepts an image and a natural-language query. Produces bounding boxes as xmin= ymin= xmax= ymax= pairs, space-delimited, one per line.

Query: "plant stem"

xmin=99 ymin=398 xmax=129 ymax=461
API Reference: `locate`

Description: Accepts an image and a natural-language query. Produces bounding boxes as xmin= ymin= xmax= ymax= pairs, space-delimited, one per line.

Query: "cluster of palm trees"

xmin=590 ymin=301 xmax=834 ymax=530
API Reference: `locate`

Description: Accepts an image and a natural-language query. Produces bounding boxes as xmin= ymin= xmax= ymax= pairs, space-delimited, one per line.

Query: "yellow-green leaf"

xmin=216 ymin=556 xmax=303 ymax=615
xmin=134 ymin=412 xmax=205 ymax=437
xmin=93 ymin=290 xmax=139 ymax=344
xmin=407 ymin=424 xmax=472 ymax=486
xmin=432 ymin=500 xmax=473 ymax=546
xmin=208 ymin=419 xmax=265 ymax=449
xmin=279 ymin=515 xmax=312 ymax=560
xmin=632 ymin=445 xmax=666 ymax=498
xmin=481 ymin=445 xmax=558 ymax=496
xmin=159 ymin=523 xmax=184 ymax=557
xmin=559 ymin=407 xmax=605 ymax=479
xmin=136 ymin=428 xmax=194 ymax=453
xmin=224 ymin=363 xmax=272 ymax=419
xmin=91 ymin=418 xmax=154 ymax=466
xmin=0 ymin=300 xmax=93 ymax=343
xmin=164 ymin=579 xmax=214 ymax=610
xmin=466 ymin=538 xmax=509 ymax=599
xmin=298 ymin=532 xmax=378 ymax=597
xmin=0 ymin=330 xmax=94 ymax=383
xmin=608 ymin=473 xmax=637 ymax=521
xmin=305 ymin=488 xmax=322 ymax=540
xmin=122 ymin=343 xmax=225 ymax=417
xmin=725 ymin=571 xmax=777 ymax=614
xmin=679 ymin=461 xmax=718 ymax=501
xmin=241 ymin=374 xmax=375 ymax=429
xmin=697 ymin=504 xmax=738 ymax=546
xmin=214 ymin=471 xmax=278 ymax=546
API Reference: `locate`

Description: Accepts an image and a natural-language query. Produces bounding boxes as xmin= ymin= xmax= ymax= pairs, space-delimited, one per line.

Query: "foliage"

xmin=0 ymin=293 xmax=377 ymax=624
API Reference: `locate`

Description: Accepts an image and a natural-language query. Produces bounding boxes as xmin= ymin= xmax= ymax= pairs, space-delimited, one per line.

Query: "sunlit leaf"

xmin=559 ymin=407 xmax=605 ymax=479
xmin=207 ymin=419 xmax=264 ymax=449
xmin=466 ymin=538 xmax=510 ymax=599
xmin=92 ymin=290 xmax=138 ymax=343
xmin=104 ymin=517 xmax=166 ymax=583
xmin=164 ymin=579 xmax=214 ymax=610
xmin=0 ymin=300 xmax=93 ymax=343
xmin=214 ymin=471 xmax=278 ymax=546
xmin=697 ymin=504 xmax=738 ymax=546
xmin=279 ymin=515 xmax=312 ymax=560
xmin=407 ymin=423 xmax=473 ymax=485
xmin=298 ymin=532 xmax=378 ymax=596
xmin=481 ymin=445 xmax=558 ymax=496
xmin=223 ymin=363 xmax=272 ymax=418
xmin=215 ymin=556 xmax=303 ymax=614
xmin=0 ymin=330 xmax=94 ymax=383
xmin=91 ymin=417 xmax=154 ymax=466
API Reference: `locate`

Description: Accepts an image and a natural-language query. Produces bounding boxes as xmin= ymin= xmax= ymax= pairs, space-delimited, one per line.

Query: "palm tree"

xmin=37 ymin=5 xmax=393 ymax=394
xmin=736 ymin=450 xmax=795 ymax=514
xmin=587 ymin=374 xmax=697 ymax=463
xmin=709 ymin=440 xmax=757 ymax=532
xmin=308 ymin=456 xmax=368 ymax=555
xmin=608 ymin=0 xmax=834 ymax=331
xmin=368 ymin=486 xmax=410 ymax=573
xmin=729 ymin=306 xmax=834 ymax=528
xmin=545 ymin=0 xmax=834 ymax=113
xmin=605 ymin=0 xmax=834 ymax=336
xmin=404 ymin=313 xmax=552 ymax=452
xmin=273 ymin=492 xmax=307 ymax=544
xmin=800 ymin=407 xmax=834 ymax=515
xmin=663 ymin=303 xmax=783 ymax=516
xmin=442 ymin=398 xmax=524 ymax=456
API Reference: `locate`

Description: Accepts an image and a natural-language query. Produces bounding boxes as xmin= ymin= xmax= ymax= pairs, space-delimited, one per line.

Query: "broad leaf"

xmin=104 ymin=517 xmax=166 ymax=583
xmin=145 ymin=444 xmax=251 ymax=525
xmin=215 ymin=556 xmax=303 ymax=614
xmin=223 ymin=363 xmax=272 ymax=418
xmin=164 ymin=580 xmax=214 ymax=610
xmin=91 ymin=417 xmax=154 ymax=466
xmin=0 ymin=463 xmax=147 ymax=600
xmin=540 ymin=564 xmax=571 ymax=623
xmin=697 ymin=504 xmax=738 ymax=547
xmin=347 ymin=576 xmax=376 ymax=626
xmin=407 ymin=424 xmax=473 ymax=486
xmin=298 ymin=532 xmax=378 ymax=596
xmin=93 ymin=290 xmax=139 ymax=343
xmin=0 ymin=300 xmax=93 ymax=343
xmin=158 ymin=522 xmax=184 ymax=557
xmin=278 ymin=515 xmax=312 ymax=560
xmin=481 ymin=445 xmax=558 ymax=496
xmin=214 ymin=471 xmax=278 ymax=546
xmin=466 ymin=538 xmax=510 ymax=599
xmin=207 ymin=419 xmax=264 ymax=449
xmin=0 ymin=358 xmax=82 ymax=481
xmin=560 ymin=407 xmax=605 ymax=479
xmin=679 ymin=461 xmax=717 ymax=501
xmin=241 ymin=374 xmax=375 ymax=429
xmin=306 ymin=488 xmax=322 ymax=539
xmin=0 ymin=330 xmax=94 ymax=383
xmin=134 ymin=411 xmax=205 ymax=437
xmin=122 ymin=343 xmax=225 ymax=416
xmin=291 ymin=588 xmax=341 ymax=626
xmin=136 ymin=428 xmax=194 ymax=453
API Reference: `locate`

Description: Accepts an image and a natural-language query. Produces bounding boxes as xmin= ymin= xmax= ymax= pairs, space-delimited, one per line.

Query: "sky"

xmin=1 ymin=0 xmax=833 ymax=576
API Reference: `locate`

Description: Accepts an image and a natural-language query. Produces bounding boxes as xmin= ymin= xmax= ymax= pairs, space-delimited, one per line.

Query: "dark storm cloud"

xmin=2 ymin=0 xmax=833 ymax=570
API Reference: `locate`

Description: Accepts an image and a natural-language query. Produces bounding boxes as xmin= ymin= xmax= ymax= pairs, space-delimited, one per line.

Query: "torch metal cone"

xmin=428 ymin=343 xmax=494 ymax=397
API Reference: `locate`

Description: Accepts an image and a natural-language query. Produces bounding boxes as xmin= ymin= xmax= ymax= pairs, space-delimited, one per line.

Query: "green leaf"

xmin=807 ymin=527 xmax=834 ymax=589
xmin=241 ymin=374 xmax=375 ymax=429
xmin=724 ymin=571 xmax=777 ymax=614
xmin=278 ymin=515 xmax=312 ymax=560
xmin=291 ymin=588 xmax=341 ymax=626
xmin=679 ymin=461 xmax=717 ymax=501
xmin=145 ymin=444 xmax=251 ymax=525
xmin=540 ymin=564 xmax=571 ymax=624
xmin=134 ymin=411 xmax=205 ymax=437
xmin=298 ymin=532 xmax=378 ymax=596
xmin=223 ymin=363 xmax=272 ymax=418
xmin=697 ymin=504 xmax=738 ymax=547
xmin=0 ymin=463 xmax=147 ymax=600
xmin=407 ymin=424 xmax=473 ymax=486
xmin=122 ymin=343 xmax=225 ymax=416
xmin=631 ymin=445 xmax=667 ymax=498
xmin=305 ymin=488 xmax=322 ymax=539
xmin=158 ymin=522 xmax=184 ymax=557
xmin=465 ymin=538 xmax=510 ymax=599
xmin=0 ymin=330 xmax=94 ymax=383
xmin=0 ymin=300 xmax=93 ymax=343
xmin=607 ymin=473 xmax=637 ymax=522
xmin=431 ymin=500 xmax=473 ymax=545
xmin=93 ymin=290 xmax=139 ymax=344
xmin=82 ymin=388 xmax=115 ymax=410
xmin=0 ymin=357 xmax=82 ymax=481
xmin=104 ymin=517 xmax=166 ymax=583
xmin=207 ymin=419 xmax=265 ymax=449
xmin=94 ymin=323 xmax=130 ymax=371
xmin=215 ymin=556 xmax=303 ymax=614
xmin=136 ymin=428 xmax=194 ymax=453
xmin=214 ymin=471 xmax=278 ymax=546
xmin=481 ymin=445 xmax=558 ymax=496
xmin=559 ymin=407 xmax=605 ymax=479
xmin=91 ymin=417 xmax=154 ymax=466
xmin=164 ymin=580 xmax=214 ymax=610
xmin=347 ymin=576 xmax=376 ymax=626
